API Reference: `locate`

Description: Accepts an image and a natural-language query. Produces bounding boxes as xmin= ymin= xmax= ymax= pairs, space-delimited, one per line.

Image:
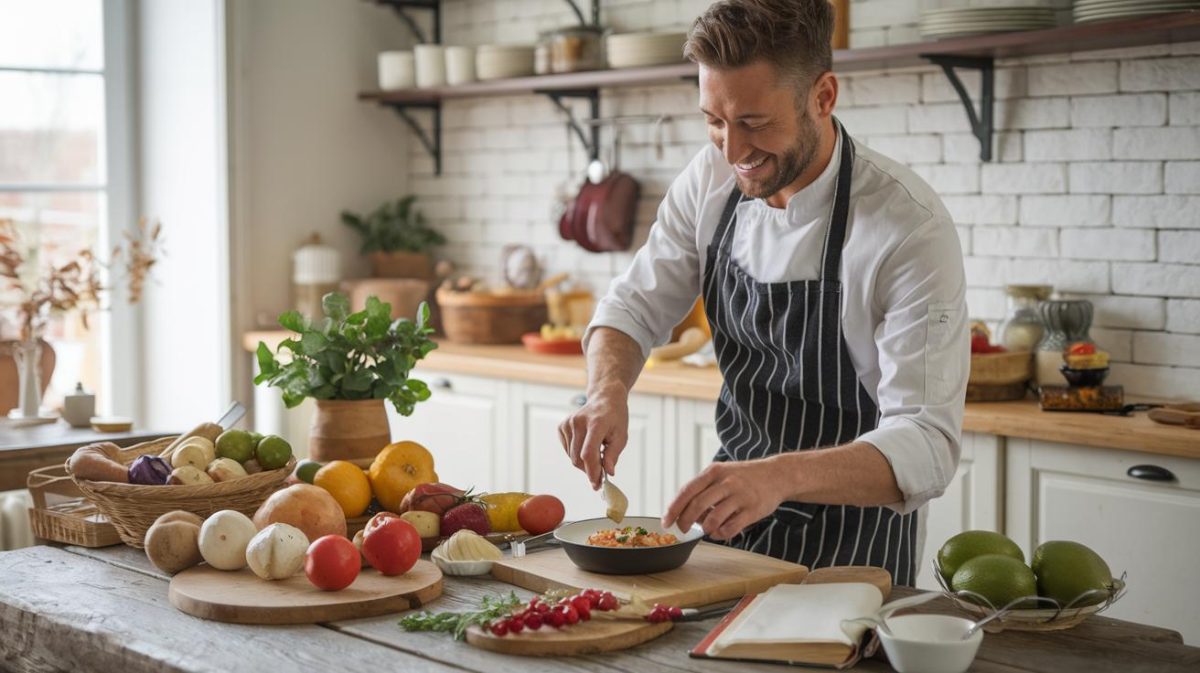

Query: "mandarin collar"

xmin=739 ymin=130 xmax=843 ymax=226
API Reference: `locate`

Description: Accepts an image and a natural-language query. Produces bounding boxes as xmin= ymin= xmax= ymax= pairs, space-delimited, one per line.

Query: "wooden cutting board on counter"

xmin=490 ymin=542 xmax=810 ymax=608
xmin=168 ymin=559 xmax=443 ymax=625
xmin=467 ymin=565 xmax=891 ymax=656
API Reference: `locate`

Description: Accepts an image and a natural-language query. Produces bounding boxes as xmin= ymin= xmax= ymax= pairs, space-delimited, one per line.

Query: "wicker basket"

xmin=72 ymin=437 xmax=294 ymax=548
xmin=436 ymin=288 xmax=548 ymax=344
xmin=27 ymin=463 xmax=122 ymax=548
xmin=968 ymin=350 xmax=1033 ymax=385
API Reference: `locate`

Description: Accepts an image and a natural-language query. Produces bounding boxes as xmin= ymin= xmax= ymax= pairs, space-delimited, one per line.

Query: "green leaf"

xmin=255 ymin=342 xmax=277 ymax=375
xmin=342 ymin=368 xmax=374 ymax=392
xmin=301 ymin=331 xmax=328 ymax=356
xmin=322 ymin=292 xmax=351 ymax=322
xmin=278 ymin=310 xmax=304 ymax=333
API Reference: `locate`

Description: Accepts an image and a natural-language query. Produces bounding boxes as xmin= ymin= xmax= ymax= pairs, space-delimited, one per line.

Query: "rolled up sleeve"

xmin=857 ymin=215 xmax=969 ymax=515
xmin=584 ymin=150 xmax=708 ymax=359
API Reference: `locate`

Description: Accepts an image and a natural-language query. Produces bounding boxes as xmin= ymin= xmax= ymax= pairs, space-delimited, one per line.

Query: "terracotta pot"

xmin=0 ymin=339 xmax=56 ymax=416
xmin=341 ymin=278 xmax=431 ymax=321
xmin=369 ymin=251 xmax=433 ymax=280
xmin=309 ymin=399 xmax=391 ymax=462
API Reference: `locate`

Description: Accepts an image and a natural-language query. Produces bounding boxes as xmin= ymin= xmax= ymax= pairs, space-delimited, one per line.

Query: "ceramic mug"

xmin=414 ymin=44 xmax=446 ymax=88
xmin=62 ymin=385 xmax=96 ymax=428
xmin=444 ymin=46 xmax=476 ymax=85
xmin=377 ymin=50 xmax=415 ymax=89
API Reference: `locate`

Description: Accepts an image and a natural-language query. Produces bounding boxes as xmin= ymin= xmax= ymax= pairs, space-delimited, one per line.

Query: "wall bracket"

xmin=377 ymin=0 xmax=441 ymax=44
xmin=539 ymin=89 xmax=601 ymax=161
xmin=923 ymin=55 xmax=994 ymax=162
xmin=383 ymin=102 xmax=442 ymax=175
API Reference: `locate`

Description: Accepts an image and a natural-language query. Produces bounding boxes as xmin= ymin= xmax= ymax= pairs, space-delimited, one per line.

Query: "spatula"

xmin=602 ymin=474 xmax=628 ymax=524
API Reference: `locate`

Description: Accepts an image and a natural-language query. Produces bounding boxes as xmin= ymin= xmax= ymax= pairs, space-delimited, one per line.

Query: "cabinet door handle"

xmin=572 ymin=394 xmax=587 ymax=407
xmin=1127 ymin=464 xmax=1175 ymax=482
xmin=433 ymin=378 xmax=453 ymax=391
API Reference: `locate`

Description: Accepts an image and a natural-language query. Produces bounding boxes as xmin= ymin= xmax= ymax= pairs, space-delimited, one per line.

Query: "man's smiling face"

xmin=699 ymin=60 xmax=822 ymax=206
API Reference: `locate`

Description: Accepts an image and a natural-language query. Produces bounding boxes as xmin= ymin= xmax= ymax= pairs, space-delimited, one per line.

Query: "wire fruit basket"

xmin=932 ymin=558 xmax=1127 ymax=632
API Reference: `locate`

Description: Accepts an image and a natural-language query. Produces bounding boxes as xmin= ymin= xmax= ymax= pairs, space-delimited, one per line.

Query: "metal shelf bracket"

xmin=377 ymin=0 xmax=441 ymax=44
xmin=923 ymin=55 xmax=994 ymax=162
xmin=383 ymin=102 xmax=442 ymax=175
xmin=539 ymin=89 xmax=601 ymax=161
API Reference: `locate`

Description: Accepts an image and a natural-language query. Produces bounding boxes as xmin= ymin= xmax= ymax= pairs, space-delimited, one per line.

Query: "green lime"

xmin=216 ymin=429 xmax=256 ymax=463
xmin=1032 ymin=541 xmax=1113 ymax=607
xmin=294 ymin=459 xmax=322 ymax=484
xmin=255 ymin=435 xmax=293 ymax=470
xmin=249 ymin=431 xmax=265 ymax=445
xmin=951 ymin=554 xmax=1038 ymax=609
xmin=937 ymin=530 xmax=1024 ymax=581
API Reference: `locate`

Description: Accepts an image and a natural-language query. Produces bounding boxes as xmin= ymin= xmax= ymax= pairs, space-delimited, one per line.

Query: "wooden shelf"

xmin=361 ymin=11 xmax=1200 ymax=104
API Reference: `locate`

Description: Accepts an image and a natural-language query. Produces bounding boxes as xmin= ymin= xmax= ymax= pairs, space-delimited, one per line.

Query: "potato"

xmin=168 ymin=465 xmax=213 ymax=486
xmin=252 ymin=484 xmax=346 ymax=542
xmin=178 ymin=436 xmax=217 ymax=464
xmin=171 ymin=443 xmax=210 ymax=471
xmin=242 ymin=459 xmax=264 ymax=474
xmin=400 ymin=511 xmax=440 ymax=538
xmin=152 ymin=510 xmax=204 ymax=527
xmin=206 ymin=457 xmax=248 ymax=482
xmin=144 ymin=519 xmax=202 ymax=574
xmin=245 ymin=523 xmax=308 ymax=580
xmin=66 ymin=443 xmax=129 ymax=482
xmin=198 ymin=510 xmax=257 ymax=570
xmin=352 ymin=529 xmax=370 ymax=568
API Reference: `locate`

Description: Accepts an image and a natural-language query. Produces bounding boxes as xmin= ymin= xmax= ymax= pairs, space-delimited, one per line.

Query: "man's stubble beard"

xmin=735 ymin=109 xmax=821 ymax=201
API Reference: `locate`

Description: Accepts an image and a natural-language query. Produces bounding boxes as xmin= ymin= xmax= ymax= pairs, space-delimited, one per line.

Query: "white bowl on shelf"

xmin=606 ymin=31 xmax=687 ymax=68
xmin=475 ymin=44 xmax=536 ymax=80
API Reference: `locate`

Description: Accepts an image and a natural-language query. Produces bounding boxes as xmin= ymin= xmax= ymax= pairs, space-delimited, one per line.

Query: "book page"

xmin=711 ymin=582 xmax=882 ymax=650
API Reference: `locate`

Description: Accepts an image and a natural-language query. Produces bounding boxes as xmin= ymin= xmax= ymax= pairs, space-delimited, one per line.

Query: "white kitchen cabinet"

xmin=675 ymin=399 xmax=720 ymax=490
xmin=513 ymin=382 xmax=669 ymax=520
xmin=1006 ymin=439 xmax=1200 ymax=645
xmin=384 ymin=373 xmax=511 ymax=493
xmin=914 ymin=432 xmax=1004 ymax=590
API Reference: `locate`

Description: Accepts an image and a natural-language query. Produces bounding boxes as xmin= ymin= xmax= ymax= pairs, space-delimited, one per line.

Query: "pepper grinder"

xmin=62 ymin=382 xmax=96 ymax=428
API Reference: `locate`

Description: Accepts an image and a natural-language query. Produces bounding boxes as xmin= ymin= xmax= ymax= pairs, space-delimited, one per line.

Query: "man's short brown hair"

xmin=684 ymin=0 xmax=834 ymax=89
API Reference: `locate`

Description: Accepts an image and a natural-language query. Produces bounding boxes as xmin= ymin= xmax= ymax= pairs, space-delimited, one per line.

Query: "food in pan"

xmin=587 ymin=525 xmax=678 ymax=548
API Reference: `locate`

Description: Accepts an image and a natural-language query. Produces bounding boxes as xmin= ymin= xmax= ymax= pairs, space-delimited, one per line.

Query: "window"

xmin=0 ymin=0 xmax=128 ymax=410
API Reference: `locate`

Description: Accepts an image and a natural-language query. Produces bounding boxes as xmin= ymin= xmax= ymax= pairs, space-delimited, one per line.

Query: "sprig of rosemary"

xmin=399 ymin=592 xmax=523 ymax=640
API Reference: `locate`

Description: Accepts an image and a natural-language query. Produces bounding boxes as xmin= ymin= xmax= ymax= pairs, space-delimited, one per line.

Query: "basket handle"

xmin=26 ymin=466 xmax=75 ymax=509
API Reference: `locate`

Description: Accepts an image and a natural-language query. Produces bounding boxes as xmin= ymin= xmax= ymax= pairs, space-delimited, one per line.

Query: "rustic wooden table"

xmin=1 ymin=544 xmax=1196 ymax=673
xmin=0 ymin=424 xmax=172 ymax=491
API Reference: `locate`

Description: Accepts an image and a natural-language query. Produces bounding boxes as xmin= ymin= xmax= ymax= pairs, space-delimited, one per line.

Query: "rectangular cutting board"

xmin=490 ymin=542 xmax=810 ymax=608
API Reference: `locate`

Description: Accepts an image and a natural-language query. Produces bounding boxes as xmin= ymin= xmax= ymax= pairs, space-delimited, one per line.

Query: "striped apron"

xmin=701 ymin=123 xmax=919 ymax=587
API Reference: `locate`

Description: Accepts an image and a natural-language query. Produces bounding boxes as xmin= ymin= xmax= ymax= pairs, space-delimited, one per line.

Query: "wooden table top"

xmin=245 ymin=333 xmax=1200 ymax=460
xmin=2 ymin=544 xmax=1196 ymax=673
xmin=0 ymin=423 xmax=172 ymax=492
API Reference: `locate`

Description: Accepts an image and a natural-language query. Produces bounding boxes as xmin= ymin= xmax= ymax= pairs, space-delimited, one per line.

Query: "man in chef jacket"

xmin=558 ymin=0 xmax=969 ymax=586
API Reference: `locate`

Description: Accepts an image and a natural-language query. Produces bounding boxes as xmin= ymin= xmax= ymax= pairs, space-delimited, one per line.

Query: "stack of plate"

xmin=606 ymin=32 xmax=687 ymax=69
xmin=475 ymin=44 xmax=536 ymax=80
xmin=919 ymin=6 xmax=1057 ymax=39
xmin=1073 ymin=0 xmax=1199 ymax=24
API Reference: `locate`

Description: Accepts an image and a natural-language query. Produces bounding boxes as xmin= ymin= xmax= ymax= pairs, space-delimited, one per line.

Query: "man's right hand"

xmin=559 ymin=382 xmax=629 ymax=491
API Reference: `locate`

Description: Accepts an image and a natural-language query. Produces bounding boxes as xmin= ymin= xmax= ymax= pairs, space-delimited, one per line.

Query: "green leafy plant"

xmin=254 ymin=292 xmax=437 ymax=415
xmin=340 ymin=195 xmax=446 ymax=255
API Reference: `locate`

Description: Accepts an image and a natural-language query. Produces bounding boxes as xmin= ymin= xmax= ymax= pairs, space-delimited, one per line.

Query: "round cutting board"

xmin=169 ymin=559 xmax=442 ymax=625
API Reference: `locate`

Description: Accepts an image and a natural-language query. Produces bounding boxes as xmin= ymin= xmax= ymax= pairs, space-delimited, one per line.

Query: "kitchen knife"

xmin=677 ymin=598 xmax=742 ymax=622
xmin=158 ymin=401 xmax=247 ymax=458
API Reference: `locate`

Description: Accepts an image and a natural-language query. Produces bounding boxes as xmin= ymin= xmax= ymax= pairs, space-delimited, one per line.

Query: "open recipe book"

xmin=690 ymin=582 xmax=884 ymax=668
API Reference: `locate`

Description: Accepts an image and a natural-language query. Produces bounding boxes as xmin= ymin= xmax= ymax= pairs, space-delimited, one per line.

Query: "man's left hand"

xmin=661 ymin=458 xmax=787 ymax=541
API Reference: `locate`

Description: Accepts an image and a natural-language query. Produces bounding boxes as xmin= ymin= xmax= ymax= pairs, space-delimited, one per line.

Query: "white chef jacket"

xmin=587 ymin=133 xmax=969 ymax=515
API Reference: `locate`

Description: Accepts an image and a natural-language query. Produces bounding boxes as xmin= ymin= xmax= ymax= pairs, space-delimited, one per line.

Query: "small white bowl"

xmin=877 ymin=614 xmax=983 ymax=673
xmin=429 ymin=544 xmax=494 ymax=576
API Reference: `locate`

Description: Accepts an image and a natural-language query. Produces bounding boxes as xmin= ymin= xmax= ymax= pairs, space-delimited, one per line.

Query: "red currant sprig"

xmin=645 ymin=603 xmax=684 ymax=623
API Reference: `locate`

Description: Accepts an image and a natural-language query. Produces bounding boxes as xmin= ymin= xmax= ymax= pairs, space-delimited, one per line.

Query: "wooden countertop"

xmin=243 ymin=333 xmax=1200 ymax=461
xmin=3 ymin=544 xmax=1196 ymax=673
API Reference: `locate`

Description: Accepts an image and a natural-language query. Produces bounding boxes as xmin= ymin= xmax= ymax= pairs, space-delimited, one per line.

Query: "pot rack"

xmin=361 ymin=11 xmax=1200 ymax=174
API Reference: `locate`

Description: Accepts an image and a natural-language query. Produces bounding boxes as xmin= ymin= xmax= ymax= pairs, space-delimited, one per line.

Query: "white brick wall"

xmin=397 ymin=1 xmax=1200 ymax=398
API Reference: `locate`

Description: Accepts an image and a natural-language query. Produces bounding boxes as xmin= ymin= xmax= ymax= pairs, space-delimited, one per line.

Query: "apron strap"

xmin=821 ymin=118 xmax=855 ymax=283
xmin=712 ymin=182 xmax=744 ymax=256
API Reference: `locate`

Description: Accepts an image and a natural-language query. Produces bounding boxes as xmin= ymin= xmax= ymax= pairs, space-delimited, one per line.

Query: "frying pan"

xmin=553 ymin=516 xmax=705 ymax=575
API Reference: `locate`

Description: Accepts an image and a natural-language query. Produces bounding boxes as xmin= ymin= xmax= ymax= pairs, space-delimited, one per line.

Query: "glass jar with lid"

xmin=998 ymin=284 xmax=1051 ymax=352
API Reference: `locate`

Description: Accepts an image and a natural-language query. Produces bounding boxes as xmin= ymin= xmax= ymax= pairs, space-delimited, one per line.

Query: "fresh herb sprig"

xmin=254 ymin=292 xmax=437 ymax=415
xmin=399 ymin=592 xmax=523 ymax=640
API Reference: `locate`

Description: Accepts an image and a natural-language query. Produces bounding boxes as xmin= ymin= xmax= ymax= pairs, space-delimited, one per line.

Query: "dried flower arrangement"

xmin=0 ymin=217 xmax=163 ymax=342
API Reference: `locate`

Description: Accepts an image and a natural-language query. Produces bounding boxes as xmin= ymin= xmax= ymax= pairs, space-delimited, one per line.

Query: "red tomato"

xmin=364 ymin=511 xmax=401 ymax=532
xmin=518 ymin=495 xmax=565 ymax=535
xmin=1067 ymin=342 xmax=1096 ymax=356
xmin=305 ymin=535 xmax=360 ymax=591
xmin=361 ymin=515 xmax=421 ymax=576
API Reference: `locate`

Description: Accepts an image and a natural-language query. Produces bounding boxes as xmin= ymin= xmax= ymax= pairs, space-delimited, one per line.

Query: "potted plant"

xmin=0 ymin=218 xmax=161 ymax=420
xmin=341 ymin=195 xmax=445 ymax=280
xmin=253 ymin=292 xmax=437 ymax=462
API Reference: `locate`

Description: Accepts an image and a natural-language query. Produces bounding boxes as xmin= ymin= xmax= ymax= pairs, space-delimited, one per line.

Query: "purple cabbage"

xmin=128 ymin=455 xmax=172 ymax=485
